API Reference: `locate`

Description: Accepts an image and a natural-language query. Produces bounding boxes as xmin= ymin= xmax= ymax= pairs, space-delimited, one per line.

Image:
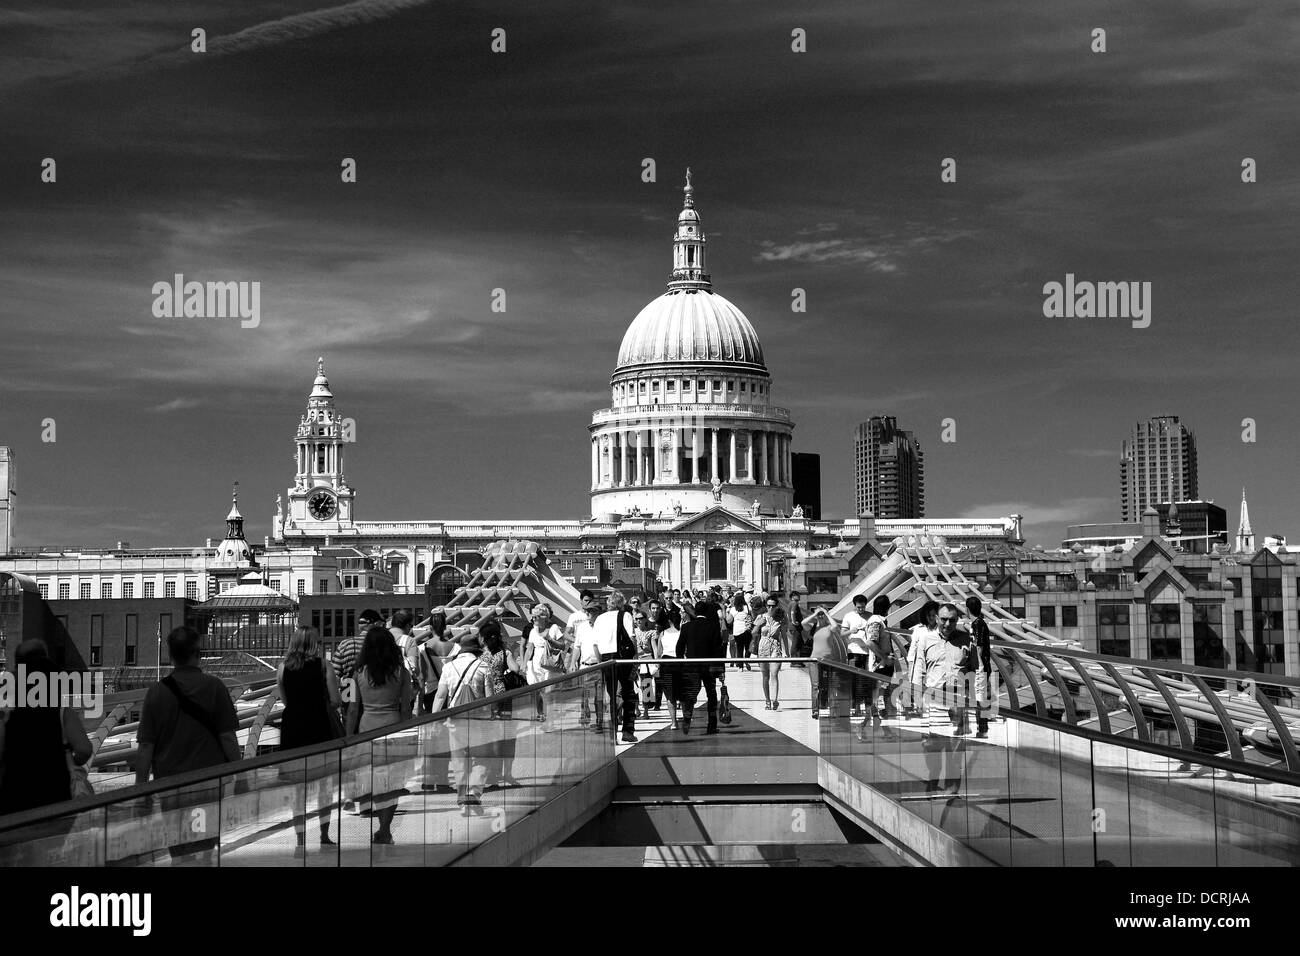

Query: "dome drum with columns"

xmin=590 ymin=171 xmax=796 ymax=519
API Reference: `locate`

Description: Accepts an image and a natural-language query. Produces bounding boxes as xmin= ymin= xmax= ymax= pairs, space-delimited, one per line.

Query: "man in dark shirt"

xmin=136 ymin=625 xmax=240 ymax=863
xmin=678 ymin=601 xmax=726 ymax=735
xmin=965 ymin=596 xmax=993 ymax=737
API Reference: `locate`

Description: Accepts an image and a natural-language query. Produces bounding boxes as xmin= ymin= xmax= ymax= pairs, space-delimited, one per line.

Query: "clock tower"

xmin=282 ymin=357 xmax=356 ymax=538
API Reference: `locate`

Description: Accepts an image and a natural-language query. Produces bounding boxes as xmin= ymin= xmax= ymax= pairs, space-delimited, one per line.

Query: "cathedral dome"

xmin=616 ymin=289 xmax=766 ymax=372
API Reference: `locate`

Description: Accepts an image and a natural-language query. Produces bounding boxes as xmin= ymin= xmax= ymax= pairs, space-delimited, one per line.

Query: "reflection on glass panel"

xmin=1215 ymin=775 xmax=1300 ymax=866
xmin=0 ymin=807 xmax=105 ymax=866
xmin=1090 ymin=739 xmax=1133 ymax=867
xmin=1005 ymin=721 xmax=1064 ymax=866
xmin=1127 ymin=753 xmax=1216 ymax=866
xmin=218 ymin=761 xmax=302 ymax=867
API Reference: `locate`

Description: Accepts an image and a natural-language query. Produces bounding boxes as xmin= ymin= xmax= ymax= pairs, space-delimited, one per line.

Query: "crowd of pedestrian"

xmin=0 ymin=583 xmax=998 ymax=854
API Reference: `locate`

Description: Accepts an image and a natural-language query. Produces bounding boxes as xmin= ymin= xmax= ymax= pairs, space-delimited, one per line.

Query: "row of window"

xmin=615 ymin=379 xmax=767 ymax=402
xmin=40 ymin=581 xmax=199 ymax=601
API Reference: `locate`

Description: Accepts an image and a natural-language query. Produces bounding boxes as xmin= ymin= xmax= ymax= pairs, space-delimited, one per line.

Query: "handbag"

xmin=61 ymin=709 xmax=94 ymax=800
xmin=615 ymin=612 xmax=636 ymax=660
xmin=502 ymin=651 xmax=527 ymax=691
xmin=321 ymin=658 xmax=345 ymax=739
xmin=718 ymin=684 xmax=732 ymax=725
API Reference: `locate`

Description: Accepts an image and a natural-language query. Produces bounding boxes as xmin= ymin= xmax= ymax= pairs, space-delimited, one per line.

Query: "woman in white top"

xmin=657 ymin=619 xmax=683 ymax=730
xmin=521 ymin=603 xmax=568 ymax=722
xmin=728 ymin=594 xmax=754 ymax=671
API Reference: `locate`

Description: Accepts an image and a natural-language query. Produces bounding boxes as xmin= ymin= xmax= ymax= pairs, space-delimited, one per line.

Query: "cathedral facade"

xmin=1 ymin=175 xmax=1020 ymax=606
xmin=270 ymin=175 xmax=1020 ymax=594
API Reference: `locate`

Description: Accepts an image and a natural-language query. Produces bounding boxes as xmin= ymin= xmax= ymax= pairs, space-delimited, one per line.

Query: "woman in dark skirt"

xmin=277 ymin=626 xmax=342 ymax=857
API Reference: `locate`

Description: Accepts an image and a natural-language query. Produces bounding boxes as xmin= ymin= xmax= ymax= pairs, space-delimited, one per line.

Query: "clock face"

xmin=308 ymin=491 xmax=337 ymax=520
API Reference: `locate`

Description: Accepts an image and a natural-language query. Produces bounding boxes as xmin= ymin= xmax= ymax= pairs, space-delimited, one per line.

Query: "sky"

xmin=1 ymin=0 xmax=1297 ymax=550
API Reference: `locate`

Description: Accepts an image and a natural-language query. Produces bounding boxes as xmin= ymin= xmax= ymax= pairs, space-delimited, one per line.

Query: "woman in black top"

xmin=0 ymin=640 xmax=92 ymax=819
xmin=277 ymin=626 xmax=342 ymax=857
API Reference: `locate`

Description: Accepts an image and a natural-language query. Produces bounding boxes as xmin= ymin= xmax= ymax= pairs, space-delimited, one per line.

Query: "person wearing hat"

xmin=432 ymin=631 xmax=490 ymax=812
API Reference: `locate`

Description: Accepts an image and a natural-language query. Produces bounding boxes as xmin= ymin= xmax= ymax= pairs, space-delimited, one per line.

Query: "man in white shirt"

xmin=567 ymin=590 xmax=604 ymax=727
xmin=840 ymin=595 xmax=873 ymax=717
xmin=592 ymin=592 xmax=638 ymax=742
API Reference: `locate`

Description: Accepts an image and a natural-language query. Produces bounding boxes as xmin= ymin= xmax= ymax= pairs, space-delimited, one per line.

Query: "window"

xmin=101 ymin=582 xmax=113 ymax=599
xmin=1148 ymin=603 xmax=1181 ymax=661
xmin=712 ymin=380 xmax=721 ymax=390
xmin=667 ymin=380 xmax=676 ymax=391
xmin=698 ymin=380 xmax=705 ymax=390
xmin=38 ymin=584 xmax=49 ymax=600
xmin=123 ymin=582 xmax=134 ymax=599
xmin=1247 ymin=553 xmax=1284 ymax=674
xmin=125 ymin=614 xmax=138 ymax=665
xmin=143 ymin=581 xmax=155 ymax=599
xmin=1040 ymin=606 xmax=1056 ymax=628
xmin=740 ymin=382 xmax=746 ymax=391
xmin=1062 ymin=605 xmax=1078 ymax=627
xmin=560 ymin=559 xmax=572 ymax=571
xmin=165 ymin=580 xmax=177 ymax=598
xmin=416 ymin=563 xmax=426 ymax=585
xmin=1193 ymin=603 xmax=1225 ymax=669
xmin=1097 ymin=602 xmax=1131 ymax=657
xmin=1231 ymin=578 xmax=1242 ymax=598
xmin=319 ymin=578 xmax=329 ymax=594
xmin=219 ymin=580 xmax=233 ymax=593
xmin=80 ymin=582 xmax=91 ymax=600
xmin=59 ymin=582 xmax=71 ymax=601
xmin=185 ymin=581 xmax=198 ymax=600
xmin=297 ymin=580 xmax=306 ymax=597
xmin=584 ymin=559 xmax=595 ymax=571
xmin=90 ymin=615 xmax=103 ymax=666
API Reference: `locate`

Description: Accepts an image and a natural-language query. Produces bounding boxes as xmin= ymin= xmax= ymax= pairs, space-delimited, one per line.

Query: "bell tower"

xmin=283 ymin=357 xmax=356 ymax=538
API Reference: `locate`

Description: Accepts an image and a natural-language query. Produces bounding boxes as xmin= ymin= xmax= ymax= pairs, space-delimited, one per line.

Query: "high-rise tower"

xmin=1120 ymin=415 xmax=1198 ymax=521
xmin=854 ymin=417 xmax=924 ymax=518
xmin=0 ymin=447 xmax=12 ymax=555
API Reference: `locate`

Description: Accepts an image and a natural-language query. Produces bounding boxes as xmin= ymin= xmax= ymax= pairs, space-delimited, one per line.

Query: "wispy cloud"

xmin=1067 ymin=448 xmax=1117 ymax=459
xmin=756 ymin=239 xmax=899 ymax=271
xmin=151 ymin=398 xmax=200 ymax=413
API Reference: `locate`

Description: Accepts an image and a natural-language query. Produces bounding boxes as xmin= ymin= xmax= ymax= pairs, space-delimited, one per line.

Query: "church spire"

xmin=669 ymin=168 xmax=710 ymax=291
xmin=1235 ymin=487 xmax=1255 ymax=553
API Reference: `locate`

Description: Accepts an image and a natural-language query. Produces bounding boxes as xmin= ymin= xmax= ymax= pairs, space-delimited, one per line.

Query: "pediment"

xmin=670 ymin=506 xmax=764 ymax=535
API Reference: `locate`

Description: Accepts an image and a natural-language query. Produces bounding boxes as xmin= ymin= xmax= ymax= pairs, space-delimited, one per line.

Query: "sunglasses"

xmin=939 ymin=617 xmax=958 ymax=624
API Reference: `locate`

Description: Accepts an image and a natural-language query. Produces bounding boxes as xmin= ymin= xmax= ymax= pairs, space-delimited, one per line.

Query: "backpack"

xmin=615 ymin=611 xmax=636 ymax=660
